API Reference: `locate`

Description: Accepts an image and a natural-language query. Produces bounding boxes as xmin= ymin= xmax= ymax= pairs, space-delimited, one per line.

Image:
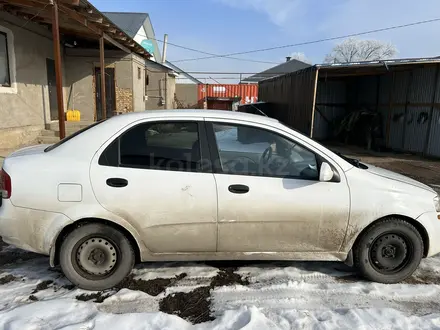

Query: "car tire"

xmin=354 ymin=218 xmax=423 ymax=284
xmin=60 ymin=223 xmax=135 ymax=291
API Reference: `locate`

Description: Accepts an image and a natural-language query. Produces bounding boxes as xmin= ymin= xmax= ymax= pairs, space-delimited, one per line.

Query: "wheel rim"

xmin=369 ymin=232 xmax=413 ymax=274
xmin=75 ymin=237 xmax=118 ymax=276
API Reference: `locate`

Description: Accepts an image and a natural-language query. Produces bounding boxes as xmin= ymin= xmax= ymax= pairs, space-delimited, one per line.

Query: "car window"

xmin=100 ymin=121 xmax=201 ymax=172
xmin=45 ymin=120 xmax=106 ymax=152
xmin=213 ymin=123 xmax=319 ymax=180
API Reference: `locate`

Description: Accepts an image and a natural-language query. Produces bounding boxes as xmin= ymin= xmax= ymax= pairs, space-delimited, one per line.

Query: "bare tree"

xmin=324 ymin=37 xmax=397 ymax=63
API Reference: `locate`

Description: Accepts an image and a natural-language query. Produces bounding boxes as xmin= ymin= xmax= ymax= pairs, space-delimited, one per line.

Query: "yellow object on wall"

xmin=66 ymin=110 xmax=81 ymax=121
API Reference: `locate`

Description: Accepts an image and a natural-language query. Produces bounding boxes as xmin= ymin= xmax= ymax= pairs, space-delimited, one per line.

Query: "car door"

xmin=206 ymin=120 xmax=350 ymax=253
xmin=90 ymin=118 xmax=218 ymax=253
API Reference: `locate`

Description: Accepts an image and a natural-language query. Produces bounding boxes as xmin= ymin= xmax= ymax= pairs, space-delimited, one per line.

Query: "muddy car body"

xmin=1 ymin=110 xmax=439 ymax=290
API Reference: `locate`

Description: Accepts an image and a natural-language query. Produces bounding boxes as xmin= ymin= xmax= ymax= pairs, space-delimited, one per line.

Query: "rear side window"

xmin=99 ymin=121 xmax=202 ymax=172
xmin=45 ymin=121 xmax=105 ymax=152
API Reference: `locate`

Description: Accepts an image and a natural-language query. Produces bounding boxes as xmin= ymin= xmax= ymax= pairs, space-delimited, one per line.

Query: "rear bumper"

xmin=416 ymin=211 xmax=440 ymax=257
xmin=0 ymin=199 xmax=71 ymax=255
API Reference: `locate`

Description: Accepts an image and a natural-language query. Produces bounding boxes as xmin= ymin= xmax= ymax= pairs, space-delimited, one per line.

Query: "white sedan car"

xmin=1 ymin=110 xmax=439 ymax=290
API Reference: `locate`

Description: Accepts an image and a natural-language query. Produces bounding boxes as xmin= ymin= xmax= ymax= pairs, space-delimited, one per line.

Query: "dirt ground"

xmin=328 ymin=144 xmax=440 ymax=187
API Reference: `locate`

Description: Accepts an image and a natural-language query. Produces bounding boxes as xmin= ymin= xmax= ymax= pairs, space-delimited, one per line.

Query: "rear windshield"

xmin=45 ymin=120 xmax=106 ymax=152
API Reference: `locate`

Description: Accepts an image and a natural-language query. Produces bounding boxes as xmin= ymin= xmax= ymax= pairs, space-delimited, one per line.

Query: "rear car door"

xmin=90 ymin=118 xmax=218 ymax=253
xmin=207 ymin=120 xmax=350 ymax=253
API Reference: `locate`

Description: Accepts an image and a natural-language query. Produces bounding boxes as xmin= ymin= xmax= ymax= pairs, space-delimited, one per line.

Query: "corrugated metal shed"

xmin=258 ymin=57 xmax=440 ymax=158
xmin=428 ymin=109 xmax=440 ymax=157
xmin=259 ymin=67 xmax=318 ymax=136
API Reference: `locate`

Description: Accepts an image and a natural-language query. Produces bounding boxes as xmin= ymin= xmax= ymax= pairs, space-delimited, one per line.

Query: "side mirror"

xmin=320 ymin=162 xmax=334 ymax=182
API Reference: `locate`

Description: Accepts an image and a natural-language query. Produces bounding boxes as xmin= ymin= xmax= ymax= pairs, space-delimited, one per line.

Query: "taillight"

xmin=0 ymin=169 xmax=11 ymax=199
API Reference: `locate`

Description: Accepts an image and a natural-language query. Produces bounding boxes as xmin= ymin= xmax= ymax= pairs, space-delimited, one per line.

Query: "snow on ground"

xmin=1 ymin=241 xmax=440 ymax=329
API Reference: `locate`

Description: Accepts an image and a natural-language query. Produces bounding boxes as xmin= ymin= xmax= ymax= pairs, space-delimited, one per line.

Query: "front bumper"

xmin=417 ymin=211 xmax=440 ymax=257
xmin=0 ymin=199 xmax=71 ymax=255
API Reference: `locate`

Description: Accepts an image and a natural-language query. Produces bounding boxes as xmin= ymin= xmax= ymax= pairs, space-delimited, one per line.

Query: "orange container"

xmin=198 ymin=84 xmax=258 ymax=105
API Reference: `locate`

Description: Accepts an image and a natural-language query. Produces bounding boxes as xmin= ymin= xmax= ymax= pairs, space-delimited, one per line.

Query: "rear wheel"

xmin=60 ymin=223 xmax=135 ymax=290
xmin=354 ymin=218 xmax=423 ymax=283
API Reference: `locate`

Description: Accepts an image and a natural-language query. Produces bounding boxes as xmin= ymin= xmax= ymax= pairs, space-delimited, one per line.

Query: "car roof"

xmin=108 ymin=109 xmax=279 ymax=124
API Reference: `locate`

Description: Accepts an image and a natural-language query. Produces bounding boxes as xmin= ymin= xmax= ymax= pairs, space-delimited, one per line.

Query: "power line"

xmin=173 ymin=17 xmax=440 ymax=63
xmin=111 ymin=26 xmax=280 ymax=65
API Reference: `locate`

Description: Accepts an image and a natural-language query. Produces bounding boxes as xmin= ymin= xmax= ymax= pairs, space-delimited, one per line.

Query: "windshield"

xmin=44 ymin=120 xmax=106 ymax=152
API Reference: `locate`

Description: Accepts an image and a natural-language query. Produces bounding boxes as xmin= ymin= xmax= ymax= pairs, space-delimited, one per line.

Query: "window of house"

xmin=101 ymin=121 xmax=201 ymax=172
xmin=137 ymin=67 xmax=141 ymax=80
xmin=213 ymin=123 xmax=319 ymax=180
xmin=0 ymin=32 xmax=11 ymax=87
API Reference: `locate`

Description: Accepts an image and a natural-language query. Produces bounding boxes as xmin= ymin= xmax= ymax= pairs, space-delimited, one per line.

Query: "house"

xmin=103 ymin=12 xmax=178 ymax=110
xmin=0 ymin=1 xmax=175 ymax=149
xmin=241 ymin=56 xmax=311 ymax=84
xmin=168 ymin=61 xmax=203 ymax=108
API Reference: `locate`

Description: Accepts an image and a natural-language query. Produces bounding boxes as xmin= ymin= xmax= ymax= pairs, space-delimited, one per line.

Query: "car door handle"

xmin=106 ymin=178 xmax=128 ymax=188
xmin=228 ymin=184 xmax=249 ymax=194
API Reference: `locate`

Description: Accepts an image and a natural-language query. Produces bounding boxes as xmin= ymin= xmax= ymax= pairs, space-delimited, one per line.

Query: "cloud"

xmin=215 ymin=0 xmax=302 ymax=27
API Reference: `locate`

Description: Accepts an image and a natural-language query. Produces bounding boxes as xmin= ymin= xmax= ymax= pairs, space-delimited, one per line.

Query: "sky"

xmin=92 ymin=0 xmax=440 ymax=83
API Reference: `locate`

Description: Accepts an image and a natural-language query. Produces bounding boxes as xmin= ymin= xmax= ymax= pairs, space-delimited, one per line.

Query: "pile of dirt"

xmin=0 ymin=274 xmax=17 ymax=284
xmin=31 ymin=280 xmax=53 ymax=294
xmin=28 ymin=295 xmax=38 ymax=301
xmin=115 ymin=273 xmax=187 ymax=296
xmin=160 ymin=286 xmax=213 ymax=324
xmin=76 ymin=292 xmax=111 ymax=303
xmin=159 ymin=267 xmax=249 ymax=324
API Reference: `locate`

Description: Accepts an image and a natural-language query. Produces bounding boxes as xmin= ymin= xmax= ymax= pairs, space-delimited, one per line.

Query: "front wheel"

xmin=60 ymin=223 xmax=135 ymax=291
xmin=354 ymin=218 xmax=423 ymax=283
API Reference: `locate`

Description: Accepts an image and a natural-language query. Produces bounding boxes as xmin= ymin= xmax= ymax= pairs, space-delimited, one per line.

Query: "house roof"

xmin=241 ymin=59 xmax=311 ymax=83
xmin=103 ymin=12 xmax=148 ymax=39
xmin=165 ymin=61 xmax=203 ymax=84
xmin=103 ymin=12 xmax=162 ymax=62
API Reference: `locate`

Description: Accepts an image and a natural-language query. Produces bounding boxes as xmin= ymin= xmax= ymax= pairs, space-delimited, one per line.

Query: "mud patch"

xmin=211 ymin=267 xmax=250 ymax=287
xmin=159 ymin=267 xmax=249 ymax=324
xmin=31 ymin=280 xmax=53 ymax=294
xmin=0 ymin=248 xmax=41 ymax=267
xmin=334 ymin=274 xmax=366 ymax=283
xmin=62 ymin=284 xmax=76 ymax=291
xmin=160 ymin=286 xmax=213 ymax=324
xmin=28 ymin=295 xmax=38 ymax=301
xmin=0 ymin=238 xmax=6 ymax=252
xmin=403 ymin=271 xmax=440 ymax=285
xmin=116 ymin=273 xmax=187 ymax=296
xmin=76 ymin=292 xmax=111 ymax=303
xmin=0 ymin=274 xmax=17 ymax=284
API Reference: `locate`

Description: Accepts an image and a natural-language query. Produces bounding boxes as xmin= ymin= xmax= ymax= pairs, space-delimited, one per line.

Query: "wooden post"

xmin=51 ymin=0 xmax=66 ymax=139
xmin=309 ymin=67 xmax=320 ymax=138
xmin=99 ymin=36 xmax=106 ymax=119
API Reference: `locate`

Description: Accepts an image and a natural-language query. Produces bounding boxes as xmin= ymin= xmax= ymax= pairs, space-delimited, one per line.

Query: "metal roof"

xmin=103 ymin=12 xmax=162 ymax=62
xmin=317 ymin=57 xmax=440 ymax=70
xmin=103 ymin=12 xmax=148 ymax=39
xmin=242 ymin=59 xmax=311 ymax=83
xmin=165 ymin=61 xmax=203 ymax=84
